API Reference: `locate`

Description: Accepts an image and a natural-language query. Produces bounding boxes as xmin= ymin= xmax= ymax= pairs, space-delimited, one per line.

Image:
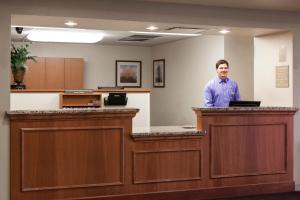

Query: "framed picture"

xmin=116 ymin=60 xmax=142 ymax=87
xmin=153 ymin=59 xmax=165 ymax=88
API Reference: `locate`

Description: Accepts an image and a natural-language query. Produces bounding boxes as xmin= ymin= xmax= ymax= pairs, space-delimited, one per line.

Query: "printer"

xmin=104 ymin=93 xmax=128 ymax=106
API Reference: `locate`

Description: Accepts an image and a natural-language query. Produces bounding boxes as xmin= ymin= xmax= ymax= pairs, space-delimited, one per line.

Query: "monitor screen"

xmin=229 ymin=101 xmax=261 ymax=107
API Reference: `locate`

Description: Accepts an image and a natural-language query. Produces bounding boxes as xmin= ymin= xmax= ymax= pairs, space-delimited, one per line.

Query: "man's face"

xmin=216 ymin=63 xmax=229 ymax=79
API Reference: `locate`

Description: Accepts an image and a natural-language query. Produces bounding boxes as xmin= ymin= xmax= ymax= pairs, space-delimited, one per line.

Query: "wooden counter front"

xmin=8 ymin=109 xmax=138 ymax=200
xmin=7 ymin=107 xmax=298 ymax=200
xmin=193 ymin=107 xmax=297 ymax=190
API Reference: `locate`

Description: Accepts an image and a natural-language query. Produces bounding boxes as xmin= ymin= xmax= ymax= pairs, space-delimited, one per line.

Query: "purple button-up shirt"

xmin=204 ymin=76 xmax=241 ymax=107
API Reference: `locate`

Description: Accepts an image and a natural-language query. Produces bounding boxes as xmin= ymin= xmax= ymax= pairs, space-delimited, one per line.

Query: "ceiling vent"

xmin=165 ymin=27 xmax=207 ymax=34
xmin=119 ymin=34 xmax=161 ymax=42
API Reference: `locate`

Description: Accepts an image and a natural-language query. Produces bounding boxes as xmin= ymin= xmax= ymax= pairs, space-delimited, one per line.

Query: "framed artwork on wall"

xmin=153 ymin=59 xmax=165 ymax=88
xmin=116 ymin=60 xmax=142 ymax=87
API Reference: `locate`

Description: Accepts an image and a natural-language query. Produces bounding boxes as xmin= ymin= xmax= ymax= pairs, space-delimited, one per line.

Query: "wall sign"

xmin=276 ymin=65 xmax=289 ymax=88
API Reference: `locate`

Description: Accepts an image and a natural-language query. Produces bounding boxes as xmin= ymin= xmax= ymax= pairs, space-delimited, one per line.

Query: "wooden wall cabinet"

xmin=24 ymin=58 xmax=46 ymax=89
xmin=22 ymin=57 xmax=84 ymax=90
xmin=45 ymin=58 xmax=65 ymax=89
xmin=64 ymin=58 xmax=84 ymax=89
xmin=59 ymin=93 xmax=101 ymax=108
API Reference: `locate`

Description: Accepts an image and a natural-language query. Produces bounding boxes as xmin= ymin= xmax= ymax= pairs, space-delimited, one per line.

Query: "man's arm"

xmin=204 ymin=85 xmax=214 ymax=107
xmin=235 ymin=83 xmax=241 ymax=101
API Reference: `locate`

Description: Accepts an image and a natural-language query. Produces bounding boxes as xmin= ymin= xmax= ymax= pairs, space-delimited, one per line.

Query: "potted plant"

xmin=11 ymin=43 xmax=36 ymax=89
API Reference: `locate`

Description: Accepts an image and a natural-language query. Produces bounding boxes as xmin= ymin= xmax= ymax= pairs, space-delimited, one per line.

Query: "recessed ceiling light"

xmin=64 ymin=21 xmax=78 ymax=27
xmin=146 ymin=26 xmax=158 ymax=31
xmin=27 ymin=28 xmax=104 ymax=43
xmin=130 ymin=31 xmax=201 ymax=36
xmin=219 ymin=29 xmax=230 ymax=34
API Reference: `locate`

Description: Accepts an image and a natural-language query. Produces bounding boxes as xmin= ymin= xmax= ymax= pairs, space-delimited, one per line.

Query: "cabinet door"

xmin=24 ymin=57 xmax=46 ymax=89
xmin=64 ymin=58 xmax=84 ymax=89
xmin=45 ymin=58 xmax=65 ymax=89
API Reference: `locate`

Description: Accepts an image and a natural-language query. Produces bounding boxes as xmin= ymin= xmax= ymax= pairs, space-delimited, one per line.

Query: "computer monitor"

xmin=104 ymin=93 xmax=127 ymax=106
xmin=229 ymin=100 xmax=261 ymax=107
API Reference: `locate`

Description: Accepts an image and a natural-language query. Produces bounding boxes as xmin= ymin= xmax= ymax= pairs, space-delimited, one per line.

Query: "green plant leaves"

xmin=11 ymin=43 xmax=36 ymax=71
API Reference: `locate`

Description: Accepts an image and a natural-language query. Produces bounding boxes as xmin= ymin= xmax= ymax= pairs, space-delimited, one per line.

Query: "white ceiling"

xmin=141 ymin=0 xmax=300 ymax=12
xmin=11 ymin=12 xmax=285 ymax=46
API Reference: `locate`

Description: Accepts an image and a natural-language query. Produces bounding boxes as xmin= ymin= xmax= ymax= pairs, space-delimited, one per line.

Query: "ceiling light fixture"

xmin=64 ymin=21 xmax=78 ymax=27
xmin=219 ymin=29 xmax=230 ymax=34
xmin=146 ymin=26 xmax=158 ymax=31
xmin=130 ymin=31 xmax=201 ymax=36
xmin=27 ymin=28 xmax=104 ymax=43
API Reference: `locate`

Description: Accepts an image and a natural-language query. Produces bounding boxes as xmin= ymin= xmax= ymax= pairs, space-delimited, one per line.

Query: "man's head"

xmin=216 ymin=59 xmax=229 ymax=80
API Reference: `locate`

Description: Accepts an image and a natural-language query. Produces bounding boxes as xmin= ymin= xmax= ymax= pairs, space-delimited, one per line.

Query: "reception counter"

xmin=7 ymin=107 xmax=297 ymax=200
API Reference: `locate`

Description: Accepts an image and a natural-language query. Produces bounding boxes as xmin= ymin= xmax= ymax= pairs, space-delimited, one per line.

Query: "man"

xmin=204 ymin=59 xmax=240 ymax=107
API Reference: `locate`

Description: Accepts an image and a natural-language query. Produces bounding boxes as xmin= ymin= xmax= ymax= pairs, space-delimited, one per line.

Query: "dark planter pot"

xmin=11 ymin=68 xmax=26 ymax=89
xmin=12 ymin=68 xmax=25 ymax=84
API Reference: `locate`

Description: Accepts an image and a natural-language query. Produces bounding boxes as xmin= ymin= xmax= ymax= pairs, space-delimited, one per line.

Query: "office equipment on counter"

xmin=104 ymin=93 xmax=127 ymax=106
xmin=229 ymin=100 xmax=261 ymax=107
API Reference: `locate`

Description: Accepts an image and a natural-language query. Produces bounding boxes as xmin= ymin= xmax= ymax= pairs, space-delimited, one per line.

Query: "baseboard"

xmin=76 ymin=181 xmax=294 ymax=200
xmin=295 ymin=184 xmax=300 ymax=191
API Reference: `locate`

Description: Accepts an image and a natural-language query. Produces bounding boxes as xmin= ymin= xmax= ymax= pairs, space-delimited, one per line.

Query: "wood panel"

xmin=59 ymin=93 xmax=101 ymax=108
xmin=210 ymin=123 xmax=287 ymax=178
xmin=24 ymin=58 xmax=46 ymax=89
xmin=64 ymin=58 xmax=84 ymax=89
xmin=21 ymin=127 xmax=124 ymax=191
xmin=133 ymin=149 xmax=202 ymax=184
xmin=45 ymin=58 xmax=65 ymax=89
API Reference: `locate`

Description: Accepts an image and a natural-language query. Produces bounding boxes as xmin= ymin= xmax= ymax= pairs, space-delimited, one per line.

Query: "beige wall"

xmin=25 ymin=35 xmax=254 ymax=126
xmin=254 ymin=32 xmax=293 ymax=106
xmin=2 ymin=0 xmax=300 ymax=199
xmin=151 ymin=35 xmax=254 ymax=125
xmin=151 ymin=35 xmax=224 ymax=125
xmin=24 ymin=42 xmax=152 ymax=89
xmin=292 ymin=29 xmax=300 ymax=190
xmin=27 ymin=37 xmax=225 ymax=126
xmin=224 ymin=35 xmax=254 ymax=100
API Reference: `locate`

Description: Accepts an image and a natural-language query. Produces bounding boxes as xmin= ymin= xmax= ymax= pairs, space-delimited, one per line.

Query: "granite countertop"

xmin=132 ymin=126 xmax=205 ymax=138
xmin=7 ymin=107 xmax=139 ymax=115
xmin=193 ymin=107 xmax=298 ymax=112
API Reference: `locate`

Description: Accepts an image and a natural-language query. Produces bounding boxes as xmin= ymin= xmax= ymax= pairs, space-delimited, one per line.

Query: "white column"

xmin=0 ymin=7 xmax=11 ymax=200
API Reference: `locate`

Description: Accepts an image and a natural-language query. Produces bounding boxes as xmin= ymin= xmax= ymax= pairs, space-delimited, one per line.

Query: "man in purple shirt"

xmin=204 ymin=59 xmax=241 ymax=107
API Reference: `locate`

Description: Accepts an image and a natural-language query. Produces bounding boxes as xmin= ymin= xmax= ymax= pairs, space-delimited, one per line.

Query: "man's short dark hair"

xmin=216 ymin=59 xmax=229 ymax=69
